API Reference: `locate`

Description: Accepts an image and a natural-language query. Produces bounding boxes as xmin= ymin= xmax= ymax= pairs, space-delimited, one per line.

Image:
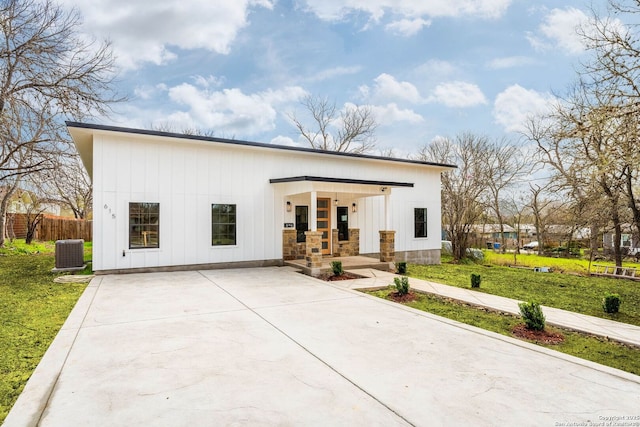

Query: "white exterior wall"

xmin=89 ymin=130 xmax=443 ymax=271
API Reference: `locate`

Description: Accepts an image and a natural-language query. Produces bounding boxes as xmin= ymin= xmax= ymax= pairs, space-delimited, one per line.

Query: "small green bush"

xmin=470 ymin=273 xmax=481 ymax=288
xmin=397 ymin=262 xmax=407 ymax=275
xmin=603 ymin=293 xmax=621 ymax=314
xmin=330 ymin=261 xmax=343 ymax=276
xmin=394 ymin=276 xmax=410 ymax=296
xmin=518 ymin=301 xmax=545 ymax=331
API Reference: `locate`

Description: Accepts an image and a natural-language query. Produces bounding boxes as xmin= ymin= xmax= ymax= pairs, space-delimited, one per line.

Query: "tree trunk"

xmin=0 ymin=211 xmax=5 ymax=248
xmin=613 ymin=218 xmax=623 ymax=268
xmin=25 ymin=213 xmax=43 ymax=245
xmin=0 ymin=193 xmax=10 ymax=248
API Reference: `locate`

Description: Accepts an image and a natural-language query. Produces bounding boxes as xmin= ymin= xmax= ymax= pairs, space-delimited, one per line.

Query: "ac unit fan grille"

xmin=55 ymin=239 xmax=85 ymax=269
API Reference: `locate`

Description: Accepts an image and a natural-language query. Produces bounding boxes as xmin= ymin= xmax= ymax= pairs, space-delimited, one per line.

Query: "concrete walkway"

xmin=5 ymin=267 xmax=640 ymax=426
xmin=342 ymin=269 xmax=640 ymax=348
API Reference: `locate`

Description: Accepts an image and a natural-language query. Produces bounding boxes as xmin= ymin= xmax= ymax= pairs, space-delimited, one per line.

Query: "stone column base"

xmin=305 ymin=231 xmax=323 ymax=273
xmin=379 ymin=230 xmax=396 ymax=263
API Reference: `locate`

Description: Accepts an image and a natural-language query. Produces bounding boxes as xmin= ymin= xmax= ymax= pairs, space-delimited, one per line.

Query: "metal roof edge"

xmin=65 ymin=121 xmax=458 ymax=169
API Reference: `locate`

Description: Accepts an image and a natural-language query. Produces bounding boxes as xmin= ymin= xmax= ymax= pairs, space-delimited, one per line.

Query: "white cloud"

xmin=270 ymin=135 xmax=299 ymax=147
xmin=527 ymin=7 xmax=589 ymax=55
xmin=493 ymin=84 xmax=556 ymax=132
xmin=308 ymin=66 xmax=363 ymax=82
xmin=385 ymin=18 xmax=431 ymax=36
xmin=429 ymin=81 xmax=487 ymax=108
xmin=164 ymin=84 xmax=306 ymax=136
xmin=413 ymin=60 xmax=461 ymax=84
xmin=369 ymin=103 xmax=424 ymax=125
xmin=364 ymin=73 xmax=423 ymax=104
xmin=60 ymin=0 xmax=274 ymax=69
xmin=300 ymin=0 xmax=512 ymax=21
xmin=486 ymin=56 xmax=537 ymax=69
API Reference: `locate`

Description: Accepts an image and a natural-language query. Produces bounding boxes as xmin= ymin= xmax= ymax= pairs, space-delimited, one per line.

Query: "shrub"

xmin=330 ymin=261 xmax=344 ymax=276
xmin=394 ymin=276 xmax=410 ymax=296
xmin=518 ymin=301 xmax=546 ymax=331
xmin=397 ymin=262 xmax=407 ymax=275
xmin=603 ymin=293 xmax=621 ymax=314
xmin=470 ymin=273 xmax=481 ymax=288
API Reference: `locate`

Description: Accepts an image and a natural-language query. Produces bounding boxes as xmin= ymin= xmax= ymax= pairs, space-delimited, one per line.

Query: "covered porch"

xmin=283 ymin=255 xmax=393 ymax=276
xmin=271 ymin=176 xmax=414 ymax=276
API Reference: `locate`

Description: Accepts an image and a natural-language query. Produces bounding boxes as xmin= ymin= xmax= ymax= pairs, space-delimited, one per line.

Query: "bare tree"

xmin=151 ymin=122 xmax=222 ymax=138
xmin=289 ymin=95 xmax=377 ymax=153
xmin=43 ymin=155 xmax=92 ymax=219
xmin=418 ymin=134 xmax=491 ymax=261
xmin=502 ymin=190 xmax=532 ymax=263
xmin=482 ymin=139 xmax=531 ymax=252
xmin=527 ymin=183 xmax=557 ymax=255
xmin=526 ymin=82 xmax=630 ymax=266
xmin=0 ymin=0 xmax=119 ymax=245
xmin=20 ymin=189 xmax=46 ymax=244
xmin=578 ymin=0 xmax=640 ymax=255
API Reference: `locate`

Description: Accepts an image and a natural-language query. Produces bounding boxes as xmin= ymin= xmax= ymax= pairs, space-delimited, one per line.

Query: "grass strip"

xmin=0 ymin=246 xmax=87 ymax=423
xmin=408 ymin=260 xmax=640 ymax=327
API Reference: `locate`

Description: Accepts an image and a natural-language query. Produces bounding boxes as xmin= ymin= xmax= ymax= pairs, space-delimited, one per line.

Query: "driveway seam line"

xmin=197 ymin=271 xmax=417 ymax=427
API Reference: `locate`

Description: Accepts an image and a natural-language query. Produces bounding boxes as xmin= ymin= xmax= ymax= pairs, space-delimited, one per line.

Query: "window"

xmin=129 ymin=202 xmax=159 ymax=249
xmin=414 ymin=208 xmax=428 ymax=238
xmin=212 ymin=204 xmax=236 ymax=246
xmin=337 ymin=206 xmax=348 ymax=241
xmin=295 ymin=206 xmax=308 ymax=243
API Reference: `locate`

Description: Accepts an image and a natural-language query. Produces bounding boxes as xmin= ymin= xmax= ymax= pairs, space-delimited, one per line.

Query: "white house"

xmin=67 ymin=122 xmax=455 ymax=274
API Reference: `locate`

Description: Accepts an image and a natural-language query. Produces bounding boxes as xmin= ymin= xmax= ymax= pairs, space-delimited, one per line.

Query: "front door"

xmin=317 ymin=198 xmax=331 ymax=255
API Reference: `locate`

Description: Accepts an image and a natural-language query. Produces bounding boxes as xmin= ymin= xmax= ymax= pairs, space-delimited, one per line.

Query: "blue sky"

xmin=60 ymin=0 xmax=605 ymax=155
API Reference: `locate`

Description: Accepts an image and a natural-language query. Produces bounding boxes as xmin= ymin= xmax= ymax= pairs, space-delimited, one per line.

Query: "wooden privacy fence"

xmin=6 ymin=213 xmax=92 ymax=242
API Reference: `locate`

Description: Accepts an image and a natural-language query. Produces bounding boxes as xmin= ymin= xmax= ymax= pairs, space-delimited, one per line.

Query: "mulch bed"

xmin=387 ymin=291 xmax=419 ymax=303
xmin=512 ymin=324 xmax=565 ymax=345
xmin=318 ymin=272 xmax=365 ymax=281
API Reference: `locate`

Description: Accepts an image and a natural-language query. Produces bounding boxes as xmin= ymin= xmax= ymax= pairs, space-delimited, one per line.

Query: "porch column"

xmin=379 ymin=230 xmax=395 ymax=263
xmin=384 ymin=193 xmax=391 ymax=230
xmin=310 ymin=191 xmax=317 ymax=231
xmin=305 ymin=231 xmax=323 ymax=275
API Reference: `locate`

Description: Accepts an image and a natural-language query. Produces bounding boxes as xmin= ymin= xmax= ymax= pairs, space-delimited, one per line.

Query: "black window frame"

xmin=212 ymin=204 xmax=237 ymax=246
xmin=129 ymin=202 xmax=160 ymax=249
xmin=295 ymin=205 xmax=308 ymax=243
xmin=414 ymin=208 xmax=428 ymax=238
xmin=337 ymin=206 xmax=349 ymax=241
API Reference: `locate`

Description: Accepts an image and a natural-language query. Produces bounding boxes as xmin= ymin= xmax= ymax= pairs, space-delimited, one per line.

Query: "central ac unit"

xmin=55 ymin=239 xmax=85 ymax=269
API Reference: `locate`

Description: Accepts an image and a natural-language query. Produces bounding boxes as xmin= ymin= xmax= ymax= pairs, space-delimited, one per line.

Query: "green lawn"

xmin=368 ymin=287 xmax=640 ymax=376
xmin=409 ymin=253 xmax=640 ymax=327
xmin=483 ymin=250 xmax=640 ymax=274
xmin=0 ymin=241 xmax=87 ymax=423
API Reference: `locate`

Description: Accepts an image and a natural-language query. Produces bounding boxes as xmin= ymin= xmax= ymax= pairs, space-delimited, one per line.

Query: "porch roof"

xmin=269 ymin=176 xmax=414 ymax=187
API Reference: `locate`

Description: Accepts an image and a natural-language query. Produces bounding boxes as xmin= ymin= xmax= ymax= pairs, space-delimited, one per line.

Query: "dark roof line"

xmin=269 ymin=176 xmax=414 ymax=187
xmin=65 ymin=121 xmax=457 ymax=169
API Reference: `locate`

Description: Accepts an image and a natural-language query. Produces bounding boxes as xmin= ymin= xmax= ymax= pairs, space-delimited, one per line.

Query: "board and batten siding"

xmin=90 ymin=130 xmax=443 ymax=271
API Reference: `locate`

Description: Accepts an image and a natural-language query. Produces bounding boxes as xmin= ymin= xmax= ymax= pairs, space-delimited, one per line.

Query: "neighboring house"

xmin=603 ymin=225 xmax=639 ymax=253
xmin=0 ymin=186 xmax=62 ymax=217
xmin=470 ymin=223 xmax=517 ymax=249
xmin=68 ymin=122 xmax=456 ymax=274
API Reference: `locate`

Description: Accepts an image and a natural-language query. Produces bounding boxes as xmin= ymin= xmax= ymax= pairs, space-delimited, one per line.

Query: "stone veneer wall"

xmin=282 ymin=229 xmax=306 ymax=260
xmin=331 ymin=228 xmax=360 ymax=257
xmin=379 ymin=230 xmax=395 ymax=262
xmin=395 ymin=249 xmax=441 ymax=264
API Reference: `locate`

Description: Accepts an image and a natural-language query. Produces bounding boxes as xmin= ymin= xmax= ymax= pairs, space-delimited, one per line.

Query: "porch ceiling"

xmin=270 ymin=176 xmax=412 ymax=198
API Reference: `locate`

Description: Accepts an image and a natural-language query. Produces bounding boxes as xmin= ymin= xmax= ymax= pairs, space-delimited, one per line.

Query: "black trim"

xmin=269 ymin=176 xmax=414 ymax=187
xmin=66 ymin=121 xmax=457 ymax=169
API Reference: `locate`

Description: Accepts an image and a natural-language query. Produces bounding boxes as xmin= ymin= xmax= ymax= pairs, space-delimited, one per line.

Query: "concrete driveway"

xmin=6 ymin=267 xmax=640 ymax=426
